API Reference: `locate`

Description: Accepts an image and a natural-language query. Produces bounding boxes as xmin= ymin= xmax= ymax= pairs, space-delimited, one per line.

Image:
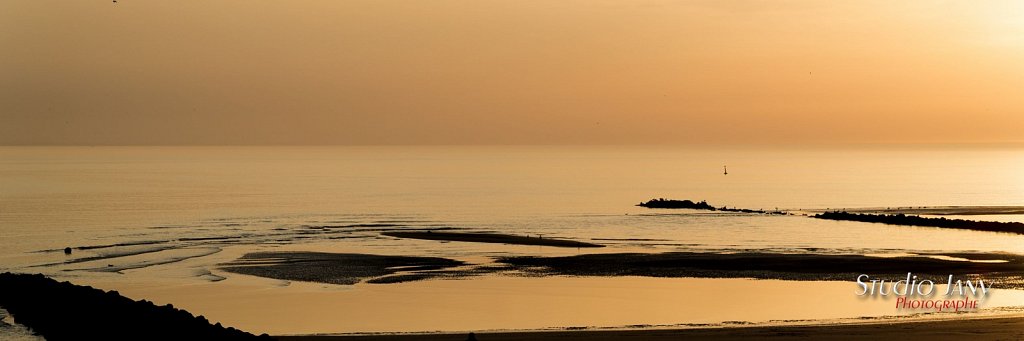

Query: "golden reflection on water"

xmin=96 ymin=274 xmax=1024 ymax=335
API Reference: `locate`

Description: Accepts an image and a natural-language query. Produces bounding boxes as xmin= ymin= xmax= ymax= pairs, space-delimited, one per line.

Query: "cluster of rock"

xmin=0 ymin=272 xmax=273 ymax=341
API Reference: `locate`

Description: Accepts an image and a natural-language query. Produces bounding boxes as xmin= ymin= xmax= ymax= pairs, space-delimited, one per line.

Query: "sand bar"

xmin=382 ymin=231 xmax=604 ymax=248
xmin=221 ymin=252 xmax=469 ymax=285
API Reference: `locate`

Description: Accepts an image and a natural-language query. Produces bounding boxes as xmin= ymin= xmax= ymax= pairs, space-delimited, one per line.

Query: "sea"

xmin=2 ymin=145 xmax=1024 ymax=336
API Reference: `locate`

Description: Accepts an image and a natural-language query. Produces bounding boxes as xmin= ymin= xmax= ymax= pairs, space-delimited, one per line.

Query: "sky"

xmin=2 ymin=1 xmax=1023 ymax=145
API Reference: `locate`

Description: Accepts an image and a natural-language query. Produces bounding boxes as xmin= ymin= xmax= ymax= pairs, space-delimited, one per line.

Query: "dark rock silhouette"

xmin=813 ymin=211 xmax=1024 ymax=234
xmin=466 ymin=332 xmax=478 ymax=341
xmin=0 ymin=272 xmax=273 ymax=341
xmin=63 ymin=247 xmax=72 ymax=255
xmin=637 ymin=198 xmax=788 ymax=215
xmin=637 ymin=198 xmax=716 ymax=210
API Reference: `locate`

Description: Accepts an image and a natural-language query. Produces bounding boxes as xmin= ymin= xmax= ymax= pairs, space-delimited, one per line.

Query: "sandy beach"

xmin=278 ymin=315 xmax=1024 ymax=341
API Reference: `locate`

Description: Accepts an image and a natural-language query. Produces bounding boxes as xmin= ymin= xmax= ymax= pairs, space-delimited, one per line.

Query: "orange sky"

xmin=2 ymin=1 xmax=1022 ymax=145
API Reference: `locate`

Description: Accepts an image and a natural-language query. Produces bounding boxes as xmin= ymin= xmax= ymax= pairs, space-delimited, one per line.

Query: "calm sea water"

xmin=2 ymin=146 xmax=1023 ymax=334
xmin=3 ymin=146 xmax=1024 ymax=256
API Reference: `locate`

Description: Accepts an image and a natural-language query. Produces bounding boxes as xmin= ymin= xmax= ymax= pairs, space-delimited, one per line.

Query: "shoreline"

xmin=276 ymin=311 xmax=1024 ymax=340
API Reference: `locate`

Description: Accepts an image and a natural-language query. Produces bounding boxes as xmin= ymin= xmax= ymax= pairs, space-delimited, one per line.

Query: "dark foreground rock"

xmin=0 ymin=272 xmax=272 ymax=341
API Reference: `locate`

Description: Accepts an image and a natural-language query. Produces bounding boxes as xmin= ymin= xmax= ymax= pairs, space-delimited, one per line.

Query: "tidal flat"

xmin=381 ymin=231 xmax=605 ymax=248
xmin=220 ymin=252 xmax=472 ymax=285
xmin=219 ymin=251 xmax=1024 ymax=289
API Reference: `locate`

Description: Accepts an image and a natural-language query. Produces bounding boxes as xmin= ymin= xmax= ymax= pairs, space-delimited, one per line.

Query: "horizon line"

xmin=3 ymin=142 xmax=1024 ymax=149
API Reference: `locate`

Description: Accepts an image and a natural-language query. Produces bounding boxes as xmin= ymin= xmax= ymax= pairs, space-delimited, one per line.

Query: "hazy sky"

xmin=2 ymin=1 xmax=1022 ymax=145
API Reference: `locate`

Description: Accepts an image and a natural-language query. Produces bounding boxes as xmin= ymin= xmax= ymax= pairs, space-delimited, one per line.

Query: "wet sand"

xmin=220 ymin=252 xmax=469 ymax=285
xmin=219 ymin=251 xmax=1024 ymax=288
xmin=497 ymin=252 xmax=1024 ymax=289
xmin=381 ymin=231 xmax=604 ymax=248
xmin=277 ymin=315 xmax=1024 ymax=340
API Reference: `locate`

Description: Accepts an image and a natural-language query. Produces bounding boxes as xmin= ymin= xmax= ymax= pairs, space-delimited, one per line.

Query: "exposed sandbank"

xmin=220 ymin=252 xmax=471 ymax=285
xmin=497 ymin=252 xmax=1024 ymax=288
xmin=219 ymin=251 xmax=1024 ymax=289
xmin=381 ymin=231 xmax=604 ymax=248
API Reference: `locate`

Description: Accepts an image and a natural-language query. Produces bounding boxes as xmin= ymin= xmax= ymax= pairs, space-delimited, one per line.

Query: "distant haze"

xmin=2 ymin=1 xmax=1023 ymax=145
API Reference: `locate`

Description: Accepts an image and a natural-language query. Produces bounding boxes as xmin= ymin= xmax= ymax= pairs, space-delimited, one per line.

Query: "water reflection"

xmin=99 ymin=275 xmax=1024 ymax=335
